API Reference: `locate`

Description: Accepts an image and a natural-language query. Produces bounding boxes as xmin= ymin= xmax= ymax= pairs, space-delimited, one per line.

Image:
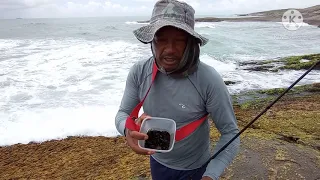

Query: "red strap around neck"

xmin=124 ymin=61 xmax=208 ymax=142
xmin=175 ymin=114 xmax=208 ymax=141
xmin=125 ymin=62 xmax=158 ymax=132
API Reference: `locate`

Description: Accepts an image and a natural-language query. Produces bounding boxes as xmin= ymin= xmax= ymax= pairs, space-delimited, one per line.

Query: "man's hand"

xmin=125 ymin=113 xmax=155 ymax=155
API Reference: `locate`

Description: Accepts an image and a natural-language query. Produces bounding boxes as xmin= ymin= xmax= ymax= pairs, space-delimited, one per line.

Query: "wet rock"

xmin=224 ymin=81 xmax=236 ymax=85
xmin=243 ymin=65 xmax=274 ymax=72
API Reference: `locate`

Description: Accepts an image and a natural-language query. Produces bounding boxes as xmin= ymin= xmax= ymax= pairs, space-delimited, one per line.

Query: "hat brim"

xmin=133 ymin=19 xmax=209 ymax=46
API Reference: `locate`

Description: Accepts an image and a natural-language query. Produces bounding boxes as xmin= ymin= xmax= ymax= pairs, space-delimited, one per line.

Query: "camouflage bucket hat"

xmin=133 ymin=0 xmax=209 ymax=46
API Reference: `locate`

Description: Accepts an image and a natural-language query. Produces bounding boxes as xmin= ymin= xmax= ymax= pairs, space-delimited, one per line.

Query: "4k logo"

xmin=282 ymin=9 xmax=304 ymax=31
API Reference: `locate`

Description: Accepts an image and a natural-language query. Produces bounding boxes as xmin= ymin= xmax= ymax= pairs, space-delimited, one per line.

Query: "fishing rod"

xmin=189 ymin=60 xmax=320 ymax=180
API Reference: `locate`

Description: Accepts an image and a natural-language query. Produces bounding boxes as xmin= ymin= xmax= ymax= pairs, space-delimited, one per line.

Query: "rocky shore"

xmin=238 ymin=53 xmax=320 ymax=72
xmin=223 ymin=53 xmax=320 ymax=86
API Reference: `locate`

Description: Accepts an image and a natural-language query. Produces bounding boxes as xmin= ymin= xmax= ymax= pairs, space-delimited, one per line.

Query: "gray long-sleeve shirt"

xmin=115 ymin=57 xmax=240 ymax=179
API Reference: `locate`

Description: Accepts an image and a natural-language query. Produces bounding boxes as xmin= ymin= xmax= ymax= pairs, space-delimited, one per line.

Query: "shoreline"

xmin=1 ymin=53 xmax=319 ymax=148
xmin=1 ymin=50 xmax=319 ymax=179
xmin=0 ymin=83 xmax=318 ymax=148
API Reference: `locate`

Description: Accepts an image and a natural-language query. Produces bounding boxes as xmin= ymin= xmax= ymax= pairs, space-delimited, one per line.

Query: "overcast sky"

xmin=0 ymin=0 xmax=319 ymax=19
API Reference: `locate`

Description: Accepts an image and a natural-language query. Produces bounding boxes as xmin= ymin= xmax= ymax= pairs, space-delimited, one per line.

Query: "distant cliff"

xmin=196 ymin=5 xmax=320 ymax=27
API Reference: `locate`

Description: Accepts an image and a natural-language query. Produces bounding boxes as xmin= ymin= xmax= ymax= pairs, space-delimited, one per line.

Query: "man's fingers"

xmin=131 ymin=143 xmax=155 ymax=155
xmin=135 ymin=113 xmax=151 ymax=125
xmin=126 ymin=134 xmax=155 ymax=155
xmin=125 ymin=114 xmax=155 ymax=155
xmin=140 ymin=113 xmax=151 ymax=120
xmin=130 ymin=131 xmax=148 ymax=140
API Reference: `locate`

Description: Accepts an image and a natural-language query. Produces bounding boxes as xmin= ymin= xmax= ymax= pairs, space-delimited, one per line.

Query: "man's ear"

xmin=150 ymin=41 xmax=157 ymax=59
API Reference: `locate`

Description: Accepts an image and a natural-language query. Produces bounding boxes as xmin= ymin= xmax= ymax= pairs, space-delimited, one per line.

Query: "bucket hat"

xmin=133 ymin=0 xmax=209 ymax=46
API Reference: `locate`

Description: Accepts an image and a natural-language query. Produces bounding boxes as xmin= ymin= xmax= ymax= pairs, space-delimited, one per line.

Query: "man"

xmin=115 ymin=0 xmax=240 ymax=179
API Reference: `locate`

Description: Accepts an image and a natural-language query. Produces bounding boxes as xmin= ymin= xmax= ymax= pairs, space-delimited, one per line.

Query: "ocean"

xmin=0 ymin=17 xmax=319 ymax=146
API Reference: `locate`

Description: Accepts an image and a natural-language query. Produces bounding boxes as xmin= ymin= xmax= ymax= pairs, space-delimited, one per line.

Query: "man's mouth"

xmin=163 ymin=57 xmax=177 ymax=65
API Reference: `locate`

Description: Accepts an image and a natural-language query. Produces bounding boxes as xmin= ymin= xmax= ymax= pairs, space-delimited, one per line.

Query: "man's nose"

xmin=165 ymin=40 xmax=177 ymax=54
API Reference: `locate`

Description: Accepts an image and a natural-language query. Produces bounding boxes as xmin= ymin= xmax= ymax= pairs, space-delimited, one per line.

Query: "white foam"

xmin=229 ymin=69 xmax=319 ymax=94
xmin=125 ymin=21 xmax=138 ymax=24
xmin=0 ymin=40 xmax=20 ymax=50
xmin=0 ymin=106 xmax=121 ymax=146
xmin=275 ymin=22 xmax=310 ymax=26
xmin=195 ymin=22 xmax=216 ymax=29
xmin=0 ymin=38 xmax=150 ymax=146
xmin=200 ymin=54 xmax=237 ymax=73
xmin=125 ymin=21 xmax=149 ymax=25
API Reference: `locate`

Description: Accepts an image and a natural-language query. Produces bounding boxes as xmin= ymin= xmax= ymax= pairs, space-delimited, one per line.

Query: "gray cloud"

xmin=0 ymin=0 xmax=319 ymax=19
xmin=0 ymin=0 xmax=55 ymax=10
xmin=0 ymin=0 xmax=29 ymax=9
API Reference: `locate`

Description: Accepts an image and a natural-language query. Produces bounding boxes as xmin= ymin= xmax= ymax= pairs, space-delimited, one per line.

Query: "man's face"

xmin=153 ymin=26 xmax=189 ymax=72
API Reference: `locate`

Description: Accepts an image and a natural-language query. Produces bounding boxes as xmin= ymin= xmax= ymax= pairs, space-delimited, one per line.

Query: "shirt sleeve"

xmin=202 ymin=68 xmax=241 ymax=179
xmin=115 ymin=63 xmax=140 ymax=136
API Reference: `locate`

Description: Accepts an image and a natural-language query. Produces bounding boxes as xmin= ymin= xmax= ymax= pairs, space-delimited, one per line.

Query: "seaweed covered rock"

xmin=279 ymin=54 xmax=320 ymax=70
